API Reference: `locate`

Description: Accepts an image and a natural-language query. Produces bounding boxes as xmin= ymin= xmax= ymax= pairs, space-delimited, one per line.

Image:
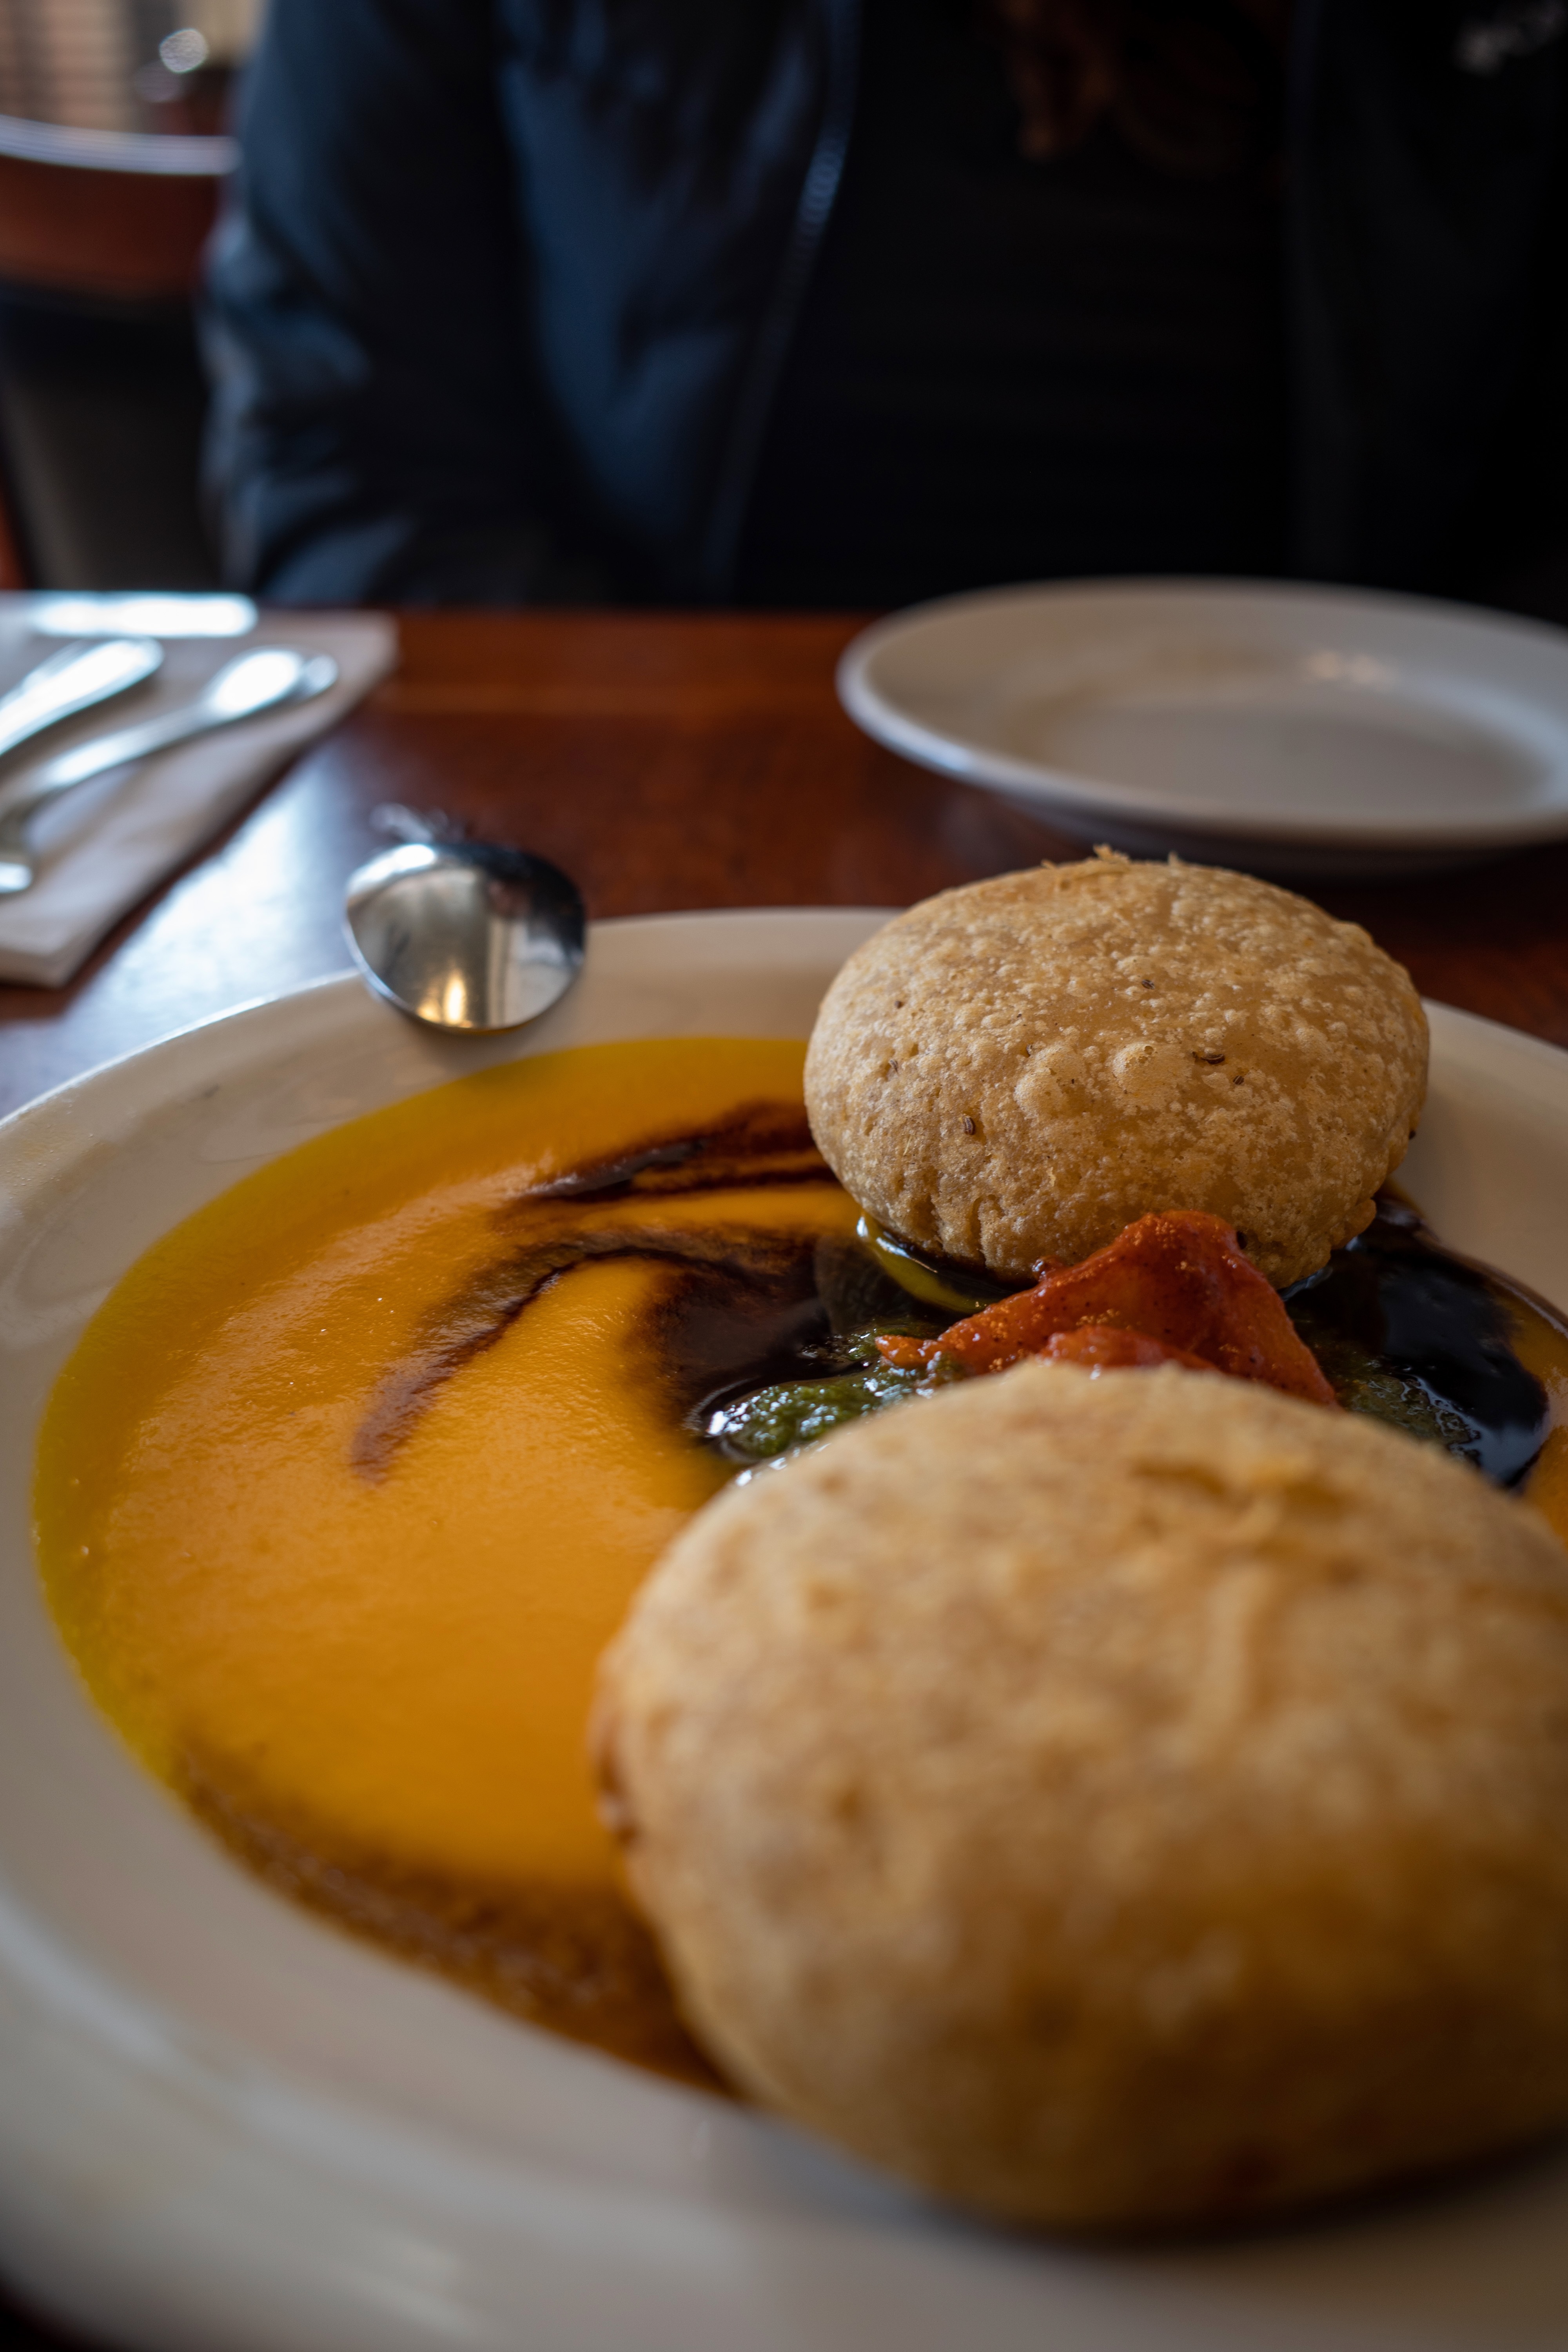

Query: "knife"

xmin=0 ymin=637 xmax=163 ymax=763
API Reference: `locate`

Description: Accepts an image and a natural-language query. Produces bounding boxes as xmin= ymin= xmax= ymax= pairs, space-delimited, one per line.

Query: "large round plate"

xmin=838 ymin=582 xmax=1568 ymax=877
xmin=4 ymin=910 xmax=1568 ymax=2352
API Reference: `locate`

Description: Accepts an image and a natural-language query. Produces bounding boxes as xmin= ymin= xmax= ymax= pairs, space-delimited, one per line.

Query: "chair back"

xmin=0 ymin=113 xmax=233 ymax=301
xmin=0 ymin=113 xmax=236 ymax=584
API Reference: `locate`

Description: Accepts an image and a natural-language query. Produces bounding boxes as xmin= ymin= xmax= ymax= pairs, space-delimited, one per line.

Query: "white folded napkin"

xmin=0 ymin=599 xmax=398 ymax=987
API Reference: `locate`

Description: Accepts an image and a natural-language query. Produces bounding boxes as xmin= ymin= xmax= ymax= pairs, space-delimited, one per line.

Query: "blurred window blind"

xmin=0 ymin=0 xmax=260 ymax=129
xmin=0 ymin=0 xmax=136 ymax=131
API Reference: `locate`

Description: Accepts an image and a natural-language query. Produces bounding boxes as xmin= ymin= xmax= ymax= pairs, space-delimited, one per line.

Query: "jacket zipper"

xmin=697 ymin=0 xmax=863 ymax=599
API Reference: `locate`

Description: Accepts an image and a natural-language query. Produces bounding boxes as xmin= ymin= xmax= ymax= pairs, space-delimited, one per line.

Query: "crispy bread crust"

xmin=803 ymin=856 xmax=1428 ymax=1286
xmin=595 ymin=1366 xmax=1568 ymax=2228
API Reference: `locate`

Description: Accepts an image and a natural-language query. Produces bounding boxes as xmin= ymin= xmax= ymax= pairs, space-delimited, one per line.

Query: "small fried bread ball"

xmin=803 ymin=855 xmax=1428 ymax=1287
xmin=594 ymin=1364 xmax=1568 ymax=2230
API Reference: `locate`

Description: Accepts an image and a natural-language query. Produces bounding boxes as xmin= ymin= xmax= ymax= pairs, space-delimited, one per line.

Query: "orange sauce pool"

xmin=32 ymin=1033 xmax=1568 ymax=2078
xmin=35 ymin=1037 xmax=856 ymax=2076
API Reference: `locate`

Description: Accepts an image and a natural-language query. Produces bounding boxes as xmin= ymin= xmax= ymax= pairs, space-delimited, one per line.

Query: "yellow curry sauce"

xmin=33 ymin=1034 xmax=1568 ymax=2082
xmin=36 ymin=1037 xmax=855 ymax=2078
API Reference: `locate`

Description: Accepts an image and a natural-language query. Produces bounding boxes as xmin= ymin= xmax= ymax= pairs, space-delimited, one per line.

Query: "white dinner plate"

xmin=838 ymin=581 xmax=1568 ymax=877
xmin=5 ymin=910 xmax=1568 ymax=2352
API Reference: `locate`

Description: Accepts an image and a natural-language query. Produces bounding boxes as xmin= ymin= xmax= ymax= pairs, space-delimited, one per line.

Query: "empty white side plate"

xmin=838 ymin=580 xmax=1568 ymax=877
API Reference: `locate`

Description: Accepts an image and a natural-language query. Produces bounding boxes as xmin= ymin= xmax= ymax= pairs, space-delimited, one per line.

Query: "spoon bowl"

xmin=343 ymin=835 xmax=586 ymax=1033
xmin=202 ymin=647 xmax=332 ymax=723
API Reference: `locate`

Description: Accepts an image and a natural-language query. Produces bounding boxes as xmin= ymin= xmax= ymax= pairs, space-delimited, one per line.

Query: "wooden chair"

xmin=0 ymin=111 xmax=236 ymax=588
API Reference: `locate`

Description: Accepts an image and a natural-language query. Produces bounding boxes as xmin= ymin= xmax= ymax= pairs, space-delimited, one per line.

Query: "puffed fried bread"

xmin=803 ymin=855 xmax=1428 ymax=1287
xmin=594 ymin=1363 xmax=1568 ymax=2229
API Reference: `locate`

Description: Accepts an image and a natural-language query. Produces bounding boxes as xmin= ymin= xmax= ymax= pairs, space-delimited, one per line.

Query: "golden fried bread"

xmin=594 ymin=1364 xmax=1568 ymax=2229
xmin=803 ymin=855 xmax=1428 ymax=1286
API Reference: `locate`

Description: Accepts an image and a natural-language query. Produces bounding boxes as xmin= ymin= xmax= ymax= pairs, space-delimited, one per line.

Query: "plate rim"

xmin=0 ymin=906 xmax=899 ymax=1148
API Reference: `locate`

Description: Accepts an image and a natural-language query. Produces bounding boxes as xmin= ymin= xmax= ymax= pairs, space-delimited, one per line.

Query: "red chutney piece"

xmin=875 ymin=1210 xmax=1339 ymax=1407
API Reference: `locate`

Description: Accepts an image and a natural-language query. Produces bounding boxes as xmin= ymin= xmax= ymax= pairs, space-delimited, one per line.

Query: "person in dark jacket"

xmin=203 ymin=0 xmax=1568 ymax=616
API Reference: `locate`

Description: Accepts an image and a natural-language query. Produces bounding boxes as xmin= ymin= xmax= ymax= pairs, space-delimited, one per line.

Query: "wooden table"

xmin=2 ymin=606 xmax=1568 ymax=2350
xmin=4 ymin=609 xmax=1568 ymax=1124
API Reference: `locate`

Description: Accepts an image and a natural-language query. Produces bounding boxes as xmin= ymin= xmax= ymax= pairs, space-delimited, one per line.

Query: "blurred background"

xmin=0 ymin=0 xmax=259 ymax=592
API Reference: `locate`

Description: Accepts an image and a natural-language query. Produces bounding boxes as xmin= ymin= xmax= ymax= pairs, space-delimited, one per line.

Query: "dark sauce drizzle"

xmin=1284 ymin=1198 xmax=1551 ymax=1487
xmin=351 ymin=1103 xmax=835 ymax=1477
xmin=349 ymin=1105 xmax=1557 ymax=1492
xmin=694 ymin=1198 xmax=1557 ymax=1489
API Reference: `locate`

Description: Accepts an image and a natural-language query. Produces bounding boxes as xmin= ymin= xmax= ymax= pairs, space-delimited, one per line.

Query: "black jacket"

xmin=203 ymin=0 xmax=1568 ymax=610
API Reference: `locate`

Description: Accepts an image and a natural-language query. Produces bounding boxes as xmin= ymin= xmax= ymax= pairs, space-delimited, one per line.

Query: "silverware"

xmin=0 ymin=646 xmax=339 ymax=896
xmin=343 ymin=803 xmax=586 ymax=1034
xmin=0 ymin=636 xmax=163 ymax=763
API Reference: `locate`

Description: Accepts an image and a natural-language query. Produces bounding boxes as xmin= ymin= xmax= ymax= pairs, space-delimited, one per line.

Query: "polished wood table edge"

xmin=2 ymin=604 xmax=1567 ymax=1125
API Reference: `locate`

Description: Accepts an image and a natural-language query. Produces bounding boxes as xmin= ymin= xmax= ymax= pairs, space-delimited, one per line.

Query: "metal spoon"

xmin=0 ymin=646 xmax=339 ymax=895
xmin=0 ymin=635 xmax=163 ymax=763
xmin=343 ymin=804 xmax=586 ymax=1034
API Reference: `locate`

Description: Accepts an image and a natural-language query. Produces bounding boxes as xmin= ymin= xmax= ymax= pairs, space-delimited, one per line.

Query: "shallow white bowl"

xmin=4 ymin=911 xmax=1568 ymax=2352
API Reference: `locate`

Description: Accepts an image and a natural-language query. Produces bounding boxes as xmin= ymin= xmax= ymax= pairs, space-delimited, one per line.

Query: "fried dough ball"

xmin=593 ymin=1364 xmax=1568 ymax=2230
xmin=803 ymin=855 xmax=1428 ymax=1287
